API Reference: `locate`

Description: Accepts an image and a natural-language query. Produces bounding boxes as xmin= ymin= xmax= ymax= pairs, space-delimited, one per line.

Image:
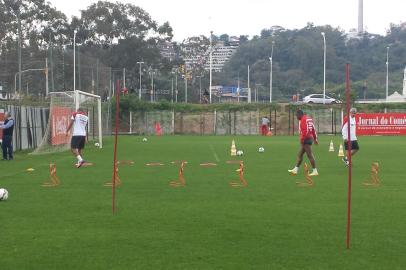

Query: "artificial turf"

xmin=1 ymin=135 xmax=406 ymax=269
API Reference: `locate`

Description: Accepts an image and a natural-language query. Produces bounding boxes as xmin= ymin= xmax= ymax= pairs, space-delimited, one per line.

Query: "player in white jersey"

xmin=66 ymin=108 xmax=89 ymax=168
xmin=341 ymin=107 xmax=359 ymax=166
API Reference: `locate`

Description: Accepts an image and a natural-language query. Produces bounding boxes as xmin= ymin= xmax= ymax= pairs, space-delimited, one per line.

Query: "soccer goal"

xmin=32 ymin=90 xmax=102 ymax=154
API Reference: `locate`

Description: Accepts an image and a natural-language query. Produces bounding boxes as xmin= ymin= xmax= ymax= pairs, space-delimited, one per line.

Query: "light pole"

xmin=73 ymin=30 xmax=76 ymax=91
xmin=247 ymin=65 xmax=251 ymax=103
xmin=269 ymin=41 xmax=275 ymax=103
xmin=197 ymin=74 xmax=203 ymax=103
xmin=209 ymin=30 xmax=213 ymax=104
xmin=171 ymin=73 xmax=174 ymax=103
xmin=386 ymin=46 xmax=390 ymax=101
xmin=321 ymin=32 xmax=326 ymax=104
xmin=175 ymin=69 xmax=178 ymax=103
xmin=137 ymin=61 xmax=144 ymax=100
xmin=150 ymin=70 xmax=155 ymax=102
xmin=14 ymin=68 xmax=47 ymax=96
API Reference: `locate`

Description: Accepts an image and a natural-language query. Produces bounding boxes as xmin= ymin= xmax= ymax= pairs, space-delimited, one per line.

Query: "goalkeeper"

xmin=66 ymin=108 xmax=89 ymax=168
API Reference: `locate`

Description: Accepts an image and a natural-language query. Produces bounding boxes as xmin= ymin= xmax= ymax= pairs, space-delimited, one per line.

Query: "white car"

xmin=303 ymin=94 xmax=340 ymax=104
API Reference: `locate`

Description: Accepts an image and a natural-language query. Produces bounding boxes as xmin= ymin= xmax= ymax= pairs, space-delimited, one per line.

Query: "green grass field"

xmin=1 ymin=135 xmax=406 ymax=269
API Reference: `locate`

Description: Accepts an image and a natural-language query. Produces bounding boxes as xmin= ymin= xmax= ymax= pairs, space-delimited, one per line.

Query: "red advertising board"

xmin=51 ymin=107 xmax=72 ymax=145
xmin=0 ymin=109 xmax=4 ymax=139
xmin=356 ymin=113 xmax=406 ymax=136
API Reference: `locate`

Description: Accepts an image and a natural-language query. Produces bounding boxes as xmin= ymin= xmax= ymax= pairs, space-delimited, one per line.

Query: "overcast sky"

xmin=49 ymin=0 xmax=406 ymax=41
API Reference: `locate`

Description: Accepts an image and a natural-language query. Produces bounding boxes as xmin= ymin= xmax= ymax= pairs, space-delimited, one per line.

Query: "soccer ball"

xmin=142 ymin=137 xmax=148 ymax=142
xmin=258 ymin=147 xmax=265 ymax=153
xmin=0 ymin=188 xmax=8 ymax=201
xmin=94 ymin=142 xmax=100 ymax=147
xmin=236 ymin=150 xmax=244 ymax=156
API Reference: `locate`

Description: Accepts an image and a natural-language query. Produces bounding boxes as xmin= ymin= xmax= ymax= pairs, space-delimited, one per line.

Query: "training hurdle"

xmin=295 ymin=163 xmax=314 ymax=187
xmin=169 ymin=161 xmax=186 ymax=187
xmin=229 ymin=162 xmax=248 ymax=188
xmin=104 ymin=167 xmax=121 ymax=187
xmin=42 ymin=163 xmax=60 ymax=187
xmin=363 ymin=162 xmax=380 ymax=186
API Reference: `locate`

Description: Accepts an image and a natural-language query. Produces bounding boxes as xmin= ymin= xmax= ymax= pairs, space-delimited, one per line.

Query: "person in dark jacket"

xmin=0 ymin=111 xmax=14 ymax=160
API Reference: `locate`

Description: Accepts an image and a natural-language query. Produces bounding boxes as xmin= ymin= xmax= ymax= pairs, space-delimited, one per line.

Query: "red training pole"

xmin=345 ymin=63 xmax=352 ymax=249
xmin=112 ymin=80 xmax=120 ymax=214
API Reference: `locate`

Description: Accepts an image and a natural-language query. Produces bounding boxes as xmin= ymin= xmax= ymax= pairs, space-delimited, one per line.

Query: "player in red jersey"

xmin=288 ymin=110 xmax=319 ymax=176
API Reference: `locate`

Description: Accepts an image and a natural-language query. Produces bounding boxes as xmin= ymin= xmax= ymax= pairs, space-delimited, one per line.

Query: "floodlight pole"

xmin=209 ymin=31 xmax=213 ymax=104
xmin=137 ymin=61 xmax=144 ymax=100
xmin=321 ymin=32 xmax=326 ymax=104
xmin=269 ymin=41 xmax=274 ymax=103
xmin=73 ymin=30 xmax=76 ymax=91
xmin=248 ymin=65 xmax=251 ymax=103
xmin=386 ymin=46 xmax=390 ymax=101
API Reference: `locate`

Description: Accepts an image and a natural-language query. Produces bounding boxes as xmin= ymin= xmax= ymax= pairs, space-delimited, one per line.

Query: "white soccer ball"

xmin=94 ymin=142 xmax=100 ymax=147
xmin=142 ymin=137 xmax=148 ymax=142
xmin=236 ymin=150 xmax=244 ymax=156
xmin=258 ymin=147 xmax=265 ymax=153
xmin=0 ymin=188 xmax=8 ymax=201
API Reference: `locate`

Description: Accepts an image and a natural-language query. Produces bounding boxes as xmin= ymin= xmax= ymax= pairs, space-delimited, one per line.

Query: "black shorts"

xmin=303 ymin=138 xmax=314 ymax=145
xmin=71 ymin=136 xmax=86 ymax=150
xmin=344 ymin=140 xmax=359 ymax=150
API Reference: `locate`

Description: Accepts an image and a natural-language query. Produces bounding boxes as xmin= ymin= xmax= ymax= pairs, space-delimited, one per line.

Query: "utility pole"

xmin=17 ymin=11 xmax=22 ymax=95
xmin=209 ymin=30 xmax=213 ymax=103
xmin=73 ymin=30 xmax=76 ymax=91
xmin=136 ymin=61 xmax=144 ymax=100
xmin=45 ymin=58 xmax=49 ymax=96
xmin=184 ymin=74 xmax=188 ymax=103
xmin=248 ymin=65 xmax=251 ymax=103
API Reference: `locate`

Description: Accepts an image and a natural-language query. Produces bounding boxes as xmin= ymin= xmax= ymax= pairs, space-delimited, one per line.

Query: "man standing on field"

xmin=66 ymin=108 xmax=88 ymax=168
xmin=341 ymin=107 xmax=359 ymax=166
xmin=288 ymin=110 xmax=319 ymax=176
xmin=261 ymin=116 xmax=270 ymax=136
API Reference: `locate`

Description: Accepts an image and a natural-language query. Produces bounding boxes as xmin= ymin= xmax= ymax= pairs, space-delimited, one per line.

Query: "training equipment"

xmin=42 ymin=163 xmax=60 ymax=187
xmin=329 ymin=140 xmax=335 ymax=152
xmin=363 ymin=162 xmax=380 ymax=186
xmin=236 ymin=150 xmax=244 ymax=156
xmin=230 ymin=162 xmax=248 ymax=187
xmin=95 ymin=142 xmax=100 ymax=147
xmin=296 ymin=163 xmax=314 ymax=187
xmin=231 ymin=140 xmax=237 ymax=156
xmin=104 ymin=167 xmax=121 ymax=187
xmin=169 ymin=161 xmax=186 ymax=187
xmin=258 ymin=147 xmax=265 ymax=153
xmin=32 ymin=90 xmax=103 ymax=154
xmin=338 ymin=144 xmax=344 ymax=157
xmin=143 ymin=137 xmax=148 ymax=142
xmin=0 ymin=188 xmax=8 ymax=201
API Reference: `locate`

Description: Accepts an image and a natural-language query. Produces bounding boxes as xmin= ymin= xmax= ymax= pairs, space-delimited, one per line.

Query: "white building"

xmin=204 ymin=37 xmax=239 ymax=72
xmin=386 ymin=67 xmax=406 ymax=102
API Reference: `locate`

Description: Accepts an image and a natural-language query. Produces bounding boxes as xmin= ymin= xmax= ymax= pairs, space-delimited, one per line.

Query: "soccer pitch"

xmin=1 ymin=135 xmax=406 ymax=269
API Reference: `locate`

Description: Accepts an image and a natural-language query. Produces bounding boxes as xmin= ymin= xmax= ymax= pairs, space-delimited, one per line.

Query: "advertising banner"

xmin=51 ymin=107 xmax=72 ymax=145
xmin=356 ymin=113 xmax=406 ymax=135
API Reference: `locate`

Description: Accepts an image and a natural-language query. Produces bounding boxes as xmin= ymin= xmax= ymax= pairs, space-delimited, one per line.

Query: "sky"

xmin=48 ymin=0 xmax=406 ymax=41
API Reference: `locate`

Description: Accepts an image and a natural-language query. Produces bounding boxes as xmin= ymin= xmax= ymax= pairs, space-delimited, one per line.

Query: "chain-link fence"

xmin=0 ymin=46 xmax=112 ymax=100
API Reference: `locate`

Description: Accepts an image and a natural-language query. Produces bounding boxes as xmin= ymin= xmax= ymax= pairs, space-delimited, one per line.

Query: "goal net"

xmin=31 ymin=90 xmax=102 ymax=154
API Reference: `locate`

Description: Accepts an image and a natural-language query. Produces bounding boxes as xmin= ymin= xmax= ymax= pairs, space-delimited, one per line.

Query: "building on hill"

xmin=158 ymin=41 xmax=177 ymax=61
xmin=204 ymin=37 xmax=239 ymax=72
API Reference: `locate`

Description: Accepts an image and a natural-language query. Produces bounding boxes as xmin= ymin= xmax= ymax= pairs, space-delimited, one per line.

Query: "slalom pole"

xmin=345 ymin=64 xmax=352 ymax=249
xmin=112 ymin=80 xmax=120 ymax=214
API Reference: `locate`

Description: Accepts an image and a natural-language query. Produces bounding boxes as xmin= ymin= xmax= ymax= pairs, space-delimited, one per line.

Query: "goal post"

xmin=31 ymin=90 xmax=103 ymax=155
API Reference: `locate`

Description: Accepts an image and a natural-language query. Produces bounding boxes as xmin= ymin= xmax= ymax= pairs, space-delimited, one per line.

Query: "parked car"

xmin=303 ymin=94 xmax=341 ymax=104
